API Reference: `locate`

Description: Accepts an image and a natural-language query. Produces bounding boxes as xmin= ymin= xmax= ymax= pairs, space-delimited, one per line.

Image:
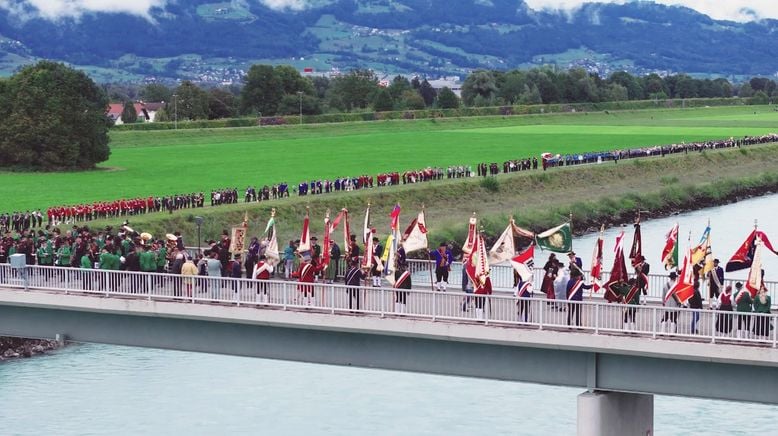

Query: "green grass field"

xmin=1 ymin=105 xmax=777 ymax=212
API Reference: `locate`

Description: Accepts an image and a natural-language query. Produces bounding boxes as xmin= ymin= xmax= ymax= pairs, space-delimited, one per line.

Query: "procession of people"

xmin=4 ymin=133 xmax=778 ymax=236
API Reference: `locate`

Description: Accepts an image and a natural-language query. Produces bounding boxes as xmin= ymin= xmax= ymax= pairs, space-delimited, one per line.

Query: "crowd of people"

xmin=2 ymin=133 xmax=777 ymax=236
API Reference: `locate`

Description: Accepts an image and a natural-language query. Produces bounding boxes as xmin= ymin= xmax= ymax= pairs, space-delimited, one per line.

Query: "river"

xmin=1 ymin=195 xmax=777 ymax=435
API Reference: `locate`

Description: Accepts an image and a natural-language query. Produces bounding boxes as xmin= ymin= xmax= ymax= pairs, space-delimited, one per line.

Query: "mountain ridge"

xmin=1 ymin=0 xmax=776 ymax=82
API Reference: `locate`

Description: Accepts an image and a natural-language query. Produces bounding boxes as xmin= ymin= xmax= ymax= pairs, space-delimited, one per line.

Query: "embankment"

xmin=0 ymin=337 xmax=61 ymax=361
xmin=87 ymin=143 xmax=778 ymax=248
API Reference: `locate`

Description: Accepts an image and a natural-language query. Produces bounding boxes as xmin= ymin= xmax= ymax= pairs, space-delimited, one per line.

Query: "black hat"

xmin=735 ymin=282 xmax=743 ymax=289
xmin=669 ymin=271 xmax=677 ymax=279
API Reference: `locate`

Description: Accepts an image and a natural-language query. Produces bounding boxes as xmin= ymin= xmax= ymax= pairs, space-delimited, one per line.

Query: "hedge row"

xmin=112 ymin=97 xmax=748 ymax=131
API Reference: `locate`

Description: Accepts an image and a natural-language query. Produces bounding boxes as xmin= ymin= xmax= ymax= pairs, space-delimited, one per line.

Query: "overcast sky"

xmin=0 ymin=0 xmax=774 ymax=22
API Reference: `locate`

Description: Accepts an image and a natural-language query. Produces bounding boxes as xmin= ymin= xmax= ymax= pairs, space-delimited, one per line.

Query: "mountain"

xmin=1 ymin=0 xmax=777 ymax=82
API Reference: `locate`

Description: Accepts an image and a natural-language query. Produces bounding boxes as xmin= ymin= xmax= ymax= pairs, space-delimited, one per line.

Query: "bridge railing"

xmin=405 ymin=259 xmax=778 ymax=308
xmin=0 ymin=264 xmax=775 ymax=348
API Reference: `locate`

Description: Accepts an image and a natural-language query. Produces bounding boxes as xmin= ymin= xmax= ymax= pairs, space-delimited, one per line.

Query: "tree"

xmin=519 ymin=84 xmax=542 ymax=105
xmin=461 ymin=70 xmax=497 ymax=106
xmin=120 ymin=101 xmax=138 ymax=124
xmin=241 ymin=64 xmax=283 ymax=115
xmin=400 ymin=90 xmax=425 ymax=110
xmin=329 ymin=69 xmax=378 ymax=111
xmin=274 ymin=65 xmax=314 ymax=95
xmin=171 ymin=81 xmax=210 ymax=120
xmin=608 ymin=71 xmax=644 ymax=100
xmin=208 ymin=88 xmax=237 ymax=120
xmin=0 ymin=61 xmax=110 ymax=170
xmin=418 ymin=79 xmax=437 ymax=107
xmin=497 ymin=71 xmax=527 ymax=105
xmin=750 ymin=91 xmax=769 ymax=105
xmin=436 ymin=87 xmax=460 ymax=109
xmin=277 ymin=93 xmax=322 ymax=115
xmin=388 ymin=75 xmax=411 ymax=100
xmin=605 ymin=83 xmax=629 ymax=102
xmin=372 ymin=88 xmax=394 ymax=112
xmin=140 ymin=83 xmax=172 ymax=102
xmin=738 ymin=83 xmax=754 ymax=98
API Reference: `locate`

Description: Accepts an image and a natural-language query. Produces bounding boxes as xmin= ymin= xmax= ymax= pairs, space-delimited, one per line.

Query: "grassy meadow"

xmin=1 ymin=105 xmax=777 ymax=214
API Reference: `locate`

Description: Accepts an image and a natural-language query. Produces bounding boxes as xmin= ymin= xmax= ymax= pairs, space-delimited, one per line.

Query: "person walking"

xmin=661 ymin=272 xmax=680 ymax=334
xmin=688 ymin=283 xmax=703 ymax=335
xmin=252 ymin=255 xmax=273 ymax=303
xmin=430 ymin=242 xmax=452 ymax=291
xmin=541 ymin=254 xmax=559 ymax=304
xmin=715 ymin=285 xmax=734 ymax=336
xmin=734 ymin=282 xmax=752 ymax=339
xmin=344 ymin=259 xmax=365 ymax=311
xmin=181 ymin=256 xmax=198 ymax=298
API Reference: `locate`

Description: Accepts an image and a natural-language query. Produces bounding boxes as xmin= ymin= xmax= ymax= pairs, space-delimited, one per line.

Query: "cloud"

xmin=523 ymin=0 xmax=778 ymax=22
xmin=0 ymin=0 xmax=167 ymax=20
xmin=259 ymin=0 xmax=307 ymax=11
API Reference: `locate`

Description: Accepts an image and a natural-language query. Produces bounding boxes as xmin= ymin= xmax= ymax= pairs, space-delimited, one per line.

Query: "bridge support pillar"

xmin=577 ymin=390 xmax=653 ymax=436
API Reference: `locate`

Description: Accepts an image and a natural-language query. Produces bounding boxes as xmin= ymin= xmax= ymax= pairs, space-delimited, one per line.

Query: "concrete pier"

xmin=577 ymin=391 xmax=653 ymax=436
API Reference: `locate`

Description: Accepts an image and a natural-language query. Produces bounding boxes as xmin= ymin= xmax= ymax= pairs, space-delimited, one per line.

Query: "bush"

xmin=480 ymin=177 xmax=499 ymax=193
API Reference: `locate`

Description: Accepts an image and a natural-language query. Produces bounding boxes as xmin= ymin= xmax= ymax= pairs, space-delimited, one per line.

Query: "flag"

xmin=510 ymin=244 xmax=534 ymax=282
xmin=362 ymin=228 xmax=375 ymax=269
xmin=297 ymin=211 xmax=311 ymax=259
xmin=331 ymin=208 xmax=351 ymax=258
xmin=590 ymin=227 xmax=604 ymax=293
xmin=489 ymin=220 xmax=516 ymax=264
xmin=629 ymin=222 xmax=642 ymax=267
xmin=661 ymin=223 xmax=679 ymax=270
xmin=690 ymin=226 xmax=711 ymax=266
xmin=667 ymin=247 xmax=695 ymax=305
xmin=725 ymin=230 xmax=778 ymax=272
xmin=381 ymin=204 xmax=401 ymax=285
xmin=402 ymin=210 xmax=428 ymax=253
xmin=535 ymin=222 xmax=572 ymax=253
xmin=462 ymin=214 xmax=478 ymax=256
xmin=322 ymin=211 xmax=331 ymax=270
xmin=263 ymin=210 xmax=280 ymax=266
xmin=745 ymin=236 xmax=764 ymax=298
xmin=362 ymin=204 xmax=371 ymax=245
xmin=465 ymin=232 xmax=490 ymax=287
xmin=603 ymin=231 xmax=627 ymax=303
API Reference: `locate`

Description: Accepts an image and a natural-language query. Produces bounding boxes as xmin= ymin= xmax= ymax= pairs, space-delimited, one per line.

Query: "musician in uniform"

xmin=394 ymin=263 xmax=412 ymax=314
xmin=344 ymin=259 xmax=366 ymax=310
xmin=430 ymin=242 xmax=452 ymax=291
xmin=252 ymin=255 xmax=274 ymax=303
xmin=566 ymin=273 xmax=592 ymax=327
xmin=707 ymin=259 xmax=725 ymax=303
xmin=371 ymin=236 xmax=383 ymax=287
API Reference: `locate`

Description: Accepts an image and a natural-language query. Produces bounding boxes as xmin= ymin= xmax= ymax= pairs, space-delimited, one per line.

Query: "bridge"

xmin=1 ymin=264 xmax=777 ymax=435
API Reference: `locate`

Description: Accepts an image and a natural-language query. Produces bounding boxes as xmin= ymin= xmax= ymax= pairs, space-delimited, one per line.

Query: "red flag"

xmin=661 ymin=223 xmax=679 ymax=270
xmin=726 ymin=230 xmax=778 ymax=272
xmin=667 ymin=247 xmax=695 ymax=305
xmin=510 ymin=244 xmax=534 ymax=282
xmin=322 ymin=212 xmax=331 ymax=269
xmin=297 ymin=211 xmax=311 ymax=256
xmin=462 ymin=215 xmax=478 ymax=256
xmin=590 ymin=229 xmax=604 ymax=293
xmin=745 ymin=236 xmax=765 ymax=298
xmin=629 ymin=222 xmax=642 ymax=267
xmin=603 ymin=231 xmax=627 ymax=303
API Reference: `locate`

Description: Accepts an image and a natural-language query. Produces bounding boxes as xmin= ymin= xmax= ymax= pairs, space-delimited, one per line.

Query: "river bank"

xmin=84 ymin=142 xmax=778 ymax=247
xmin=0 ymin=337 xmax=61 ymax=361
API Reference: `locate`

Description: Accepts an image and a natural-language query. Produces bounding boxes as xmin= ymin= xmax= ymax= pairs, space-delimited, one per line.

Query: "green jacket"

xmin=36 ymin=246 xmax=52 ymax=265
xmin=57 ymin=246 xmax=72 ymax=266
xmin=100 ymin=252 xmax=120 ymax=271
xmin=80 ymin=255 xmax=92 ymax=269
xmin=735 ymin=291 xmax=752 ymax=313
xmin=614 ymin=283 xmax=638 ymax=305
xmin=156 ymin=247 xmax=167 ymax=269
xmin=753 ymin=294 xmax=771 ymax=314
xmin=139 ymin=250 xmax=157 ymax=272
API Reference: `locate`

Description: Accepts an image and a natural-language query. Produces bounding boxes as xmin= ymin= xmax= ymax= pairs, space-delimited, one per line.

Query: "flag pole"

xmin=424 ymin=204 xmax=436 ymax=292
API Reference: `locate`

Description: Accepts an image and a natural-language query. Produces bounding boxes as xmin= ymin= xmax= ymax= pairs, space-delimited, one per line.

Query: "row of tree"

xmin=107 ymin=65 xmax=776 ymax=123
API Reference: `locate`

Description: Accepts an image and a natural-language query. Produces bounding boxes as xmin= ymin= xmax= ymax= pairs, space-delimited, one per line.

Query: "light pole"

xmin=297 ymin=91 xmax=303 ymax=125
xmin=173 ymin=94 xmax=178 ymax=130
xmin=194 ymin=216 xmax=204 ymax=255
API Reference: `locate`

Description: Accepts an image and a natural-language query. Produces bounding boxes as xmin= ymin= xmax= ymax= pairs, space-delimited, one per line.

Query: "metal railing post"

xmin=652 ymin=307 xmax=657 ymax=339
xmin=594 ymin=303 xmax=600 ymax=335
xmin=773 ymin=314 xmax=777 ymax=348
xmin=538 ymin=299 xmax=544 ymax=330
xmin=380 ymin=287 xmax=385 ymax=318
xmin=330 ymin=284 xmax=335 ymax=315
xmin=432 ymin=290 xmax=437 ymax=321
xmin=283 ymin=282 xmax=288 ymax=310
xmin=710 ymin=309 xmax=716 ymax=344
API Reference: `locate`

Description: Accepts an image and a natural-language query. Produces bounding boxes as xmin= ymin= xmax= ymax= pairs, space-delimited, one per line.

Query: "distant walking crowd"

xmin=3 ymin=133 xmax=777 ymax=234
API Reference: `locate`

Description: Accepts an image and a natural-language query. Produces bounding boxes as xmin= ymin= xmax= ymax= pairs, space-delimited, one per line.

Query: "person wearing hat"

xmin=632 ymin=255 xmax=650 ymax=305
xmin=567 ymin=251 xmax=583 ymax=279
xmin=707 ymin=259 xmax=725 ymax=307
xmin=370 ymin=236 xmax=383 ymax=287
xmin=344 ymin=258 xmax=366 ymax=310
xmin=660 ymin=271 xmax=680 ymax=334
xmin=541 ymin=253 xmax=559 ymax=305
xmin=715 ymin=285 xmax=734 ymax=335
xmin=734 ymin=282 xmax=752 ymax=339
xmin=430 ymin=242 xmax=453 ymax=292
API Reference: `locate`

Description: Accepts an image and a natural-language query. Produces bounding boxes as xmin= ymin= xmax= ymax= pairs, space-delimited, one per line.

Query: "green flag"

xmin=535 ymin=222 xmax=573 ymax=253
